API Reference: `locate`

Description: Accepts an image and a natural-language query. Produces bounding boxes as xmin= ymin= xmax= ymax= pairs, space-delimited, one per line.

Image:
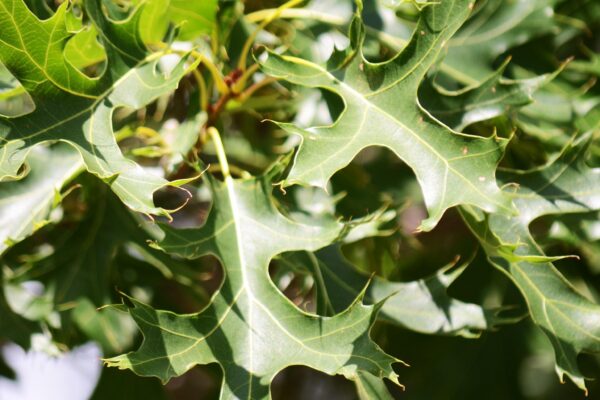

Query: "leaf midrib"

xmin=224 ymin=175 xmax=255 ymax=398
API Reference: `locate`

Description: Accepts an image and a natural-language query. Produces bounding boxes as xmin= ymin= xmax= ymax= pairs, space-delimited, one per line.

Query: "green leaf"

xmin=421 ymin=59 xmax=558 ymax=130
xmin=13 ymin=182 xmax=203 ymax=303
xmin=139 ymin=0 xmax=218 ymax=43
xmin=0 ymin=144 xmax=82 ymax=254
xmin=546 ymin=213 xmax=600 ymax=273
xmin=515 ymin=80 xmax=588 ymax=150
xmin=260 ymin=0 xmax=515 ymax=231
xmin=168 ymin=0 xmax=218 ymax=40
xmin=73 ymin=298 xmax=138 ymax=355
xmin=2 ymin=0 xmax=599 ymax=395
xmin=355 ymin=370 xmax=395 ymax=400
xmin=22 ymin=0 xmax=52 ymax=19
xmin=570 ymin=49 xmax=600 ymax=77
xmin=9 ymin=186 xmax=179 ymax=353
xmin=138 ymin=0 xmax=170 ymax=44
xmin=0 ymin=62 xmax=34 ymax=117
xmin=0 ymin=0 xmax=197 ymax=217
xmin=106 ymin=172 xmax=402 ymax=399
xmin=444 ymin=0 xmax=560 ymax=83
xmin=27 ymin=188 xmax=134 ymax=307
xmin=310 ymin=246 xmax=516 ymax=338
xmin=460 ymin=134 xmax=600 ymax=393
xmin=64 ymin=25 xmax=106 ymax=70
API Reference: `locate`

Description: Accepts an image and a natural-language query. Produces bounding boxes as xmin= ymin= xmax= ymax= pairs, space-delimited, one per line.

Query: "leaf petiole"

xmin=207 ymin=127 xmax=230 ymax=179
xmin=189 ymin=50 xmax=230 ymax=95
xmin=245 ymin=8 xmax=346 ymax=25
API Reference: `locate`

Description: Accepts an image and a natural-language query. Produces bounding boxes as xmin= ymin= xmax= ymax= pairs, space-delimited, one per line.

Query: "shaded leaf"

xmin=8 ymin=186 xmax=192 ymax=353
xmin=460 ymin=134 xmax=600 ymax=392
xmin=444 ymin=0 xmax=560 ymax=83
xmin=570 ymin=49 xmax=600 ymax=77
xmin=311 ymin=246 xmax=516 ymax=338
xmin=106 ymin=171 xmax=402 ymax=399
xmin=73 ymin=299 xmax=138 ymax=355
xmin=355 ymin=370 xmax=394 ymax=400
xmin=422 ymin=59 xmax=558 ymax=130
xmin=0 ymin=144 xmax=82 ymax=254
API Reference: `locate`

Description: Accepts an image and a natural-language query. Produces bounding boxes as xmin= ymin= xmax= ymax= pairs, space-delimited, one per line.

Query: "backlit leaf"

xmin=0 ymin=0 xmax=197 ymax=216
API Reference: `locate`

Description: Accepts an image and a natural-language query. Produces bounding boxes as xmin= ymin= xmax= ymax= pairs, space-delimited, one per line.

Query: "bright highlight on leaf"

xmin=0 ymin=0 xmax=197 ymax=217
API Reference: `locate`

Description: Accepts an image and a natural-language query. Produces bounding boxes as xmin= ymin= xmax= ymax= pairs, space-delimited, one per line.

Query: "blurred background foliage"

xmin=1 ymin=0 xmax=600 ymax=398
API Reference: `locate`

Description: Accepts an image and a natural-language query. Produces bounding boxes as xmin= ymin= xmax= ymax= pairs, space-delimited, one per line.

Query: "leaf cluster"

xmin=1 ymin=0 xmax=600 ymax=398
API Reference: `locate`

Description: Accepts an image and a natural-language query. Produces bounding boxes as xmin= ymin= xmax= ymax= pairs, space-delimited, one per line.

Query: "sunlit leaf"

xmin=0 ymin=0 xmax=197 ymax=216
xmin=261 ymin=0 xmax=515 ymax=231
